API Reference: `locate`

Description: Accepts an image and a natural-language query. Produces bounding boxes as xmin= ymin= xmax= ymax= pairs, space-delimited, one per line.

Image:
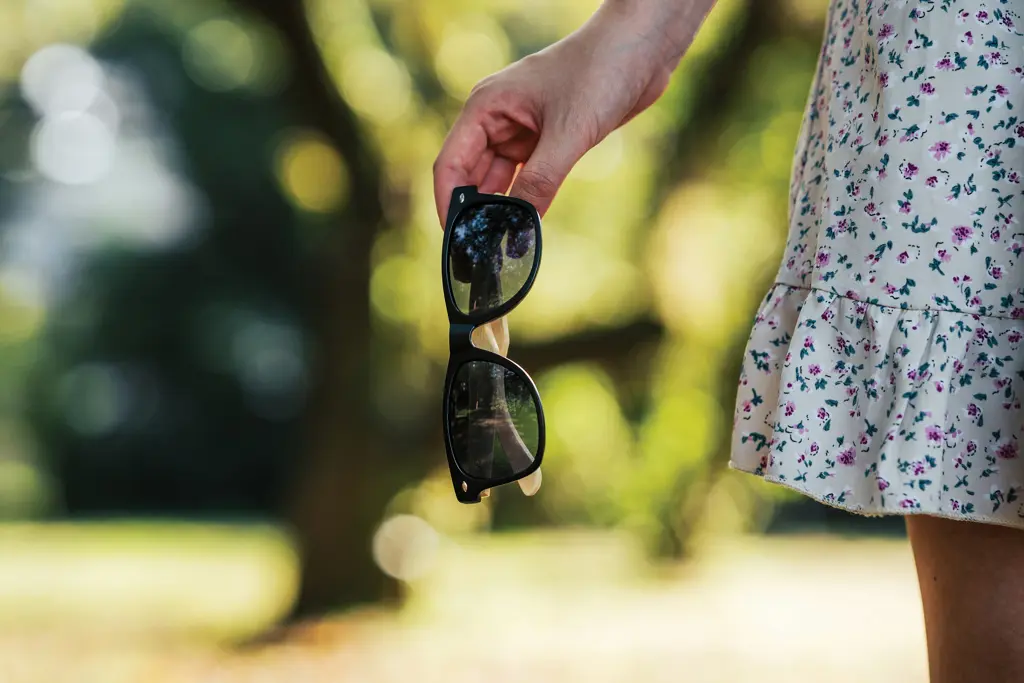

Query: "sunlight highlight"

xmin=275 ymin=131 xmax=349 ymax=213
xmin=372 ymin=514 xmax=440 ymax=582
xmin=20 ymin=43 xmax=103 ymax=116
xmin=434 ymin=18 xmax=510 ymax=100
xmin=339 ymin=47 xmax=412 ymax=124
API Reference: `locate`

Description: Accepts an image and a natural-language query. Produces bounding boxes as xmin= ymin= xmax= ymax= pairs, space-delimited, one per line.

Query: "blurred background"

xmin=0 ymin=0 xmax=928 ymax=681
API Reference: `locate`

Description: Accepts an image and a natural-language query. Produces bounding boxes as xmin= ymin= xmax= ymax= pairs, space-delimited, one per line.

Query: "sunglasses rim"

xmin=442 ymin=348 xmax=546 ymax=504
xmin=441 ymin=186 xmax=545 ymax=503
xmin=441 ymin=185 xmax=543 ymax=327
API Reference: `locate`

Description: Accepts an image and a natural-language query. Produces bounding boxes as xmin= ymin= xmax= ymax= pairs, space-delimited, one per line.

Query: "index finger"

xmin=433 ymin=111 xmax=489 ymax=227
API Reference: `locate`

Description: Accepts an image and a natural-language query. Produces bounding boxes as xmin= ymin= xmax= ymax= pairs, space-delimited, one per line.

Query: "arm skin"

xmin=433 ymin=0 xmax=719 ymax=221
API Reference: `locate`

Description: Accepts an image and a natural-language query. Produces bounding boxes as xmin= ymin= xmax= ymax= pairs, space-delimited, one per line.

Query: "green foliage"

xmin=0 ymin=0 xmax=830 ymax=552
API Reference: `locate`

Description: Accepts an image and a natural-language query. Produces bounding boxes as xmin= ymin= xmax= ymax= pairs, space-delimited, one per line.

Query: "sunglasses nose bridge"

xmin=449 ymin=322 xmax=476 ymax=356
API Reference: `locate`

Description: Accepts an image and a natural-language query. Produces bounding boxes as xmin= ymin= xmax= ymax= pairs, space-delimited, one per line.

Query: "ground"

xmin=0 ymin=522 xmax=928 ymax=682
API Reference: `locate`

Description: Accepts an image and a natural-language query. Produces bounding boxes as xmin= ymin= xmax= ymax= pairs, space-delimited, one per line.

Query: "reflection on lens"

xmin=447 ymin=360 xmax=540 ymax=481
xmin=447 ymin=203 xmax=537 ymax=315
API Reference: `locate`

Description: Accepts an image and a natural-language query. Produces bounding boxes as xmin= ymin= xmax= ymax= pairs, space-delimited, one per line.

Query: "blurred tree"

xmin=4 ymin=0 xmax=838 ymax=624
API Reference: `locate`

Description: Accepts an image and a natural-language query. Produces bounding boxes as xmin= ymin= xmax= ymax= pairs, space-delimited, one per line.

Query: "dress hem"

xmin=728 ymin=460 xmax=1024 ymax=531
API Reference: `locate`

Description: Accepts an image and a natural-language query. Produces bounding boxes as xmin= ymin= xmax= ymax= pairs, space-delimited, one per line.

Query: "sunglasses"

xmin=441 ymin=185 xmax=545 ymax=503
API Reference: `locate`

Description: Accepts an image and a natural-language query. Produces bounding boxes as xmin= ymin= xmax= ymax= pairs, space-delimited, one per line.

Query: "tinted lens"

xmin=446 ymin=360 xmax=540 ymax=481
xmin=447 ymin=203 xmax=537 ymax=315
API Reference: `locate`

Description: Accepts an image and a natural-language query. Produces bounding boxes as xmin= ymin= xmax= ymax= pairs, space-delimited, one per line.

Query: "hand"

xmin=433 ymin=0 xmax=695 ymax=221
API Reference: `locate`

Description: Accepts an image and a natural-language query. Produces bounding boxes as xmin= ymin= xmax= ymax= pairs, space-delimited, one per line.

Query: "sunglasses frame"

xmin=441 ymin=185 xmax=545 ymax=503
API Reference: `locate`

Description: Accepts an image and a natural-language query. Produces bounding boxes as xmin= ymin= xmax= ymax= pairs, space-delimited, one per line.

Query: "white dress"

xmin=730 ymin=0 xmax=1024 ymax=528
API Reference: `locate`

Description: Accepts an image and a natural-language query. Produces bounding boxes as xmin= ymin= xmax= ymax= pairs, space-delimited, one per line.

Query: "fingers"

xmin=478 ymin=156 xmax=518 ymax=195
xmin=506 ymin=133 xmax=581 ymax=216
xmin=433 ymin=114 xmax=489 ymax=227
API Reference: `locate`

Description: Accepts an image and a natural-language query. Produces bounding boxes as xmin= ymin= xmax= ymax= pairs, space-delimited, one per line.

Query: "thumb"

xmin=508 ymin=133 xmax=583 ymax=216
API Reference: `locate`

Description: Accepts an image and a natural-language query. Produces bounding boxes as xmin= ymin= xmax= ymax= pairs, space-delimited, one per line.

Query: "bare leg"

xmin=907 ymin=515 xmax=1024 ymax=683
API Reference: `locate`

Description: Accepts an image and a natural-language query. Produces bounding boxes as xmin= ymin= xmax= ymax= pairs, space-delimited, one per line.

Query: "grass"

xmin=0 ymin=522 xmax=929 ymax=682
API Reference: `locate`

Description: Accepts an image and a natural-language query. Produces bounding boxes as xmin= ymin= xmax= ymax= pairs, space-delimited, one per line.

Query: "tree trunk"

xmin=231 ymin=0 xmax=405 ymax=619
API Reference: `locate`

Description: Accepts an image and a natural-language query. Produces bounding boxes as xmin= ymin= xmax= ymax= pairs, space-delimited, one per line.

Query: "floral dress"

xmin=730 ymin=0 xmax=1024 ymax=529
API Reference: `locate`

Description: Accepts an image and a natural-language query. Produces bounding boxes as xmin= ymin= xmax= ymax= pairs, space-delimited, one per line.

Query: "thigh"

xmin=907 ymin=516 xmax=1024 ymax=683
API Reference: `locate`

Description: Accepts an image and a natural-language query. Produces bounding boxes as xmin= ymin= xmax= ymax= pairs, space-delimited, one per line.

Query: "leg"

xmin=906 ymin=515 xmax=1024 ymax=683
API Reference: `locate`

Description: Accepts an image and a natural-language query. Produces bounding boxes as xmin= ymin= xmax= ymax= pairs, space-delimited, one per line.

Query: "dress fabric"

xmin=730 ymin=0 xmax=1024 ymax=528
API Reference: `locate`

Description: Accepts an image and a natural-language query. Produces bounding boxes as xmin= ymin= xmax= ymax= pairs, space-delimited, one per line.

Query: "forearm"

xmin=596 ymin=0 xmax=719 ymax=69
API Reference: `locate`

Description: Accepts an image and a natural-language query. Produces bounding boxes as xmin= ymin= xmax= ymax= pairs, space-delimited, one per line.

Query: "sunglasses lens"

xmin=447 ymin=360 xmax=540 ymax=481
xmin=447 ymin=203 xmax=538 ymax=315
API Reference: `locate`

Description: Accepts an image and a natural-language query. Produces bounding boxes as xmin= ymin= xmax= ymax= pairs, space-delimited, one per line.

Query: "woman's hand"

xmin=433 ymin=0 xmax=716 ymax=221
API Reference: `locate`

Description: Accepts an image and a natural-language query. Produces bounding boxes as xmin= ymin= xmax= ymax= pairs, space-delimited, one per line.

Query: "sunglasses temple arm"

xmin=476 ymin=322 xmax=535 ymax=473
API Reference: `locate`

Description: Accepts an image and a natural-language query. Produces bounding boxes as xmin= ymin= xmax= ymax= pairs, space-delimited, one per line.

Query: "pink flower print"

xmin=1013 ymin=307 xmax=1024 ymax=319
xmin=952 ymin=225 xmax=974 ymax=245
xmin=974 ymin=327 xmax=990 ymax=343
xmin=995 ymin=84 xmax=1010 ymax=98
xmin=950 ymin=499 xmax=961 ymax=512
xmin=1008 ymin=330 xmax=1022 ymax=344
xmin=957 ymin=10 xmax=970 ymax=23
xmin=925 ymin=176 xmax=939 ymax=188
xmin=816 ymin=407 xmax=829 ymax=421
xmin=899 ymin=498 xmax=917 ymax=509
xmin=969 ymin=295 xmax=982 ymax=307
xmin=920 ymin=82 xmax=936 ymax=97
xmin=966 ymin=403 xmax=981 ymax=418
xmin=1002 ymin=13 xmax=1016 ymax=29
xmin=964 ymin=31 xmax=974 ymax=46
xmin=878 ymin=134 xmax=889 ymax=147
xmin=897 ymin=251 xmax=910 ymax=264
xmin=784 ymin=401 xmax=795 ymax=417
xmin=929 ymin=141 xmax=952 ymax=160
xmin=835 ymin=218 xmax=850 ymax=234
xmin=816 ymin=248 xmax=831 ymax=267
xmin=953 ymin=359 xmax=965 ymax=374
xmin=741 ymin=400 xmax=752 ymax=413
xmin=899 ymin=201 xmax=912 ymax=214
xmin=996 ymin=440 xmax=1019 ymax=460
xmin=912 ymin=461 xmax=927 ymax=476
xmin=858 ymin=432 xmax=869 ymax=446
xmin=992 ymin=227 xmax=1002 ymax=241
xmin=810 ymin=442 xmax=819 ymax=454
xmin=900 ymin=162 xmax=919 ymax=180
xmin=885 ymin=283 xmax=898 ymax=295
xmin=989 ymin=264 xmax=1004 ymax=280
xmin=925 ymin=425 xmax=943 ymax=442
xmin=936 ymin=56 xmax=954 ymax=71
xmin=803 ymin=336 xmax=814 ymax=349
xmin=865 ymin=202 xmax=879 ymax=216
xmin=821 ymin=308 xmax=835 ymax=321
xmin=937 ymin=249 xmax=951 ymax=263
xmin=877 ymin=478 xmax=890 ymax=492
xmin=1008 ymin=173 xmax=1020 ymax=184
xmin=837 ymin=447 xmax=856 ymax=466
xmin=808 ymin=364 xmax=822 ymax=376
xmin=967 ymin=440 xmax=978 ymax=454
xmin=877 ymin=23 xmax=895 ymax=41
xmin=976 ymin=10 xmax=990 ymax=23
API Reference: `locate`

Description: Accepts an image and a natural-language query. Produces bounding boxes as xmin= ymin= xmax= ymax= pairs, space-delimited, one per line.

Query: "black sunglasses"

xmin=441 ymin=185 xmax=545 ymax=503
